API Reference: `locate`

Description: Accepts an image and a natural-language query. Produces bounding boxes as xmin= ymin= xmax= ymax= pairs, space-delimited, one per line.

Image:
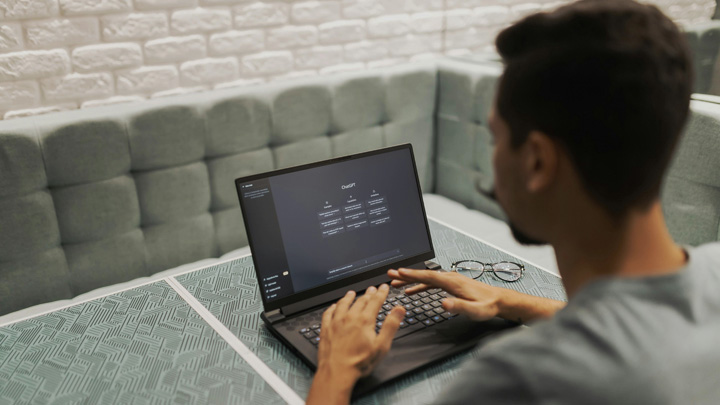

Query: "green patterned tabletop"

xmin=174 ymin=220 xmax=567 ymax=404
xmin=0 ymin=220 xmax=566 ymax=405
xmin=0 ymin=282 xmax=285 ymax=405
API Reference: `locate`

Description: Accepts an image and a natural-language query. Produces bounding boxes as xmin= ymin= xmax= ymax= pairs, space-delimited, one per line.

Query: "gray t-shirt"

xmin=438 ymin=243 xmax=720 ymax=405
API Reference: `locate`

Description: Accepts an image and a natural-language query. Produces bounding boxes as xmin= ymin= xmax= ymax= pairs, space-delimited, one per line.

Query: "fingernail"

xmin=367 ymin=286 xmax=377 ymax=294
xmin=399 ymin=268 xmax=409 ymax=274
xmin=346 ymin=290 xmax=355 ymax=296
xmin=388 ymin=270 xmax=397 ymax=276
xmin=379 ymin=284 xmax=389 ymax=291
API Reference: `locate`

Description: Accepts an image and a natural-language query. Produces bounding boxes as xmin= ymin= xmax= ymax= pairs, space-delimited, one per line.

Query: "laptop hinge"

xmin=264 ymin=309 xmax=286 ymax=324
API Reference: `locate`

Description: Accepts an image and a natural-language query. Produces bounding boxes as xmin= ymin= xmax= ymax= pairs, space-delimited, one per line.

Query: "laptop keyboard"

xmin=298 ymin=287 xmax=456 ymax=346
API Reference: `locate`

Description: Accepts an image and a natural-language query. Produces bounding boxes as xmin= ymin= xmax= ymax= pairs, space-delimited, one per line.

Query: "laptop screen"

xmin=236 ymin=145 xmax=433 ymax=307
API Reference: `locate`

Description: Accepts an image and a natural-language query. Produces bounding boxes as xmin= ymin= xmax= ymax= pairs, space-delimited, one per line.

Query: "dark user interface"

xmin=240 ymin=148 xmax=431 ymax=303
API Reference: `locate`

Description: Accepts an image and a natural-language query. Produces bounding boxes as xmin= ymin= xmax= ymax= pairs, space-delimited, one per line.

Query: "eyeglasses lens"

xmin=454 ymin=261 xmax=484 ymax=279
xmin=493 ymin=262 xmax=522 ymax=282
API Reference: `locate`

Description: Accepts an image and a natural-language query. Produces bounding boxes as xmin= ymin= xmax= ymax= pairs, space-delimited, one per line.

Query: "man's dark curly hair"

xmin=495 ymin=0 xmax=692 ymax=217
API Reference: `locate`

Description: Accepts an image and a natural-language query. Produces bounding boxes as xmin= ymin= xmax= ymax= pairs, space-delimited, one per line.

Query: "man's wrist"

xmin=316 ymin=362 xmax=362 ymax=389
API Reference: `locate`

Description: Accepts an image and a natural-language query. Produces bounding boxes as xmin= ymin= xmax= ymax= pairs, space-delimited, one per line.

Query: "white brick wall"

xmin=0 ymin=0 xmax=713 ymax=119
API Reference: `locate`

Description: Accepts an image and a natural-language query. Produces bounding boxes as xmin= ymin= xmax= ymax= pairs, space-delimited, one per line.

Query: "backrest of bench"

xmin=0 ymin=64 xmax=437 ymax=315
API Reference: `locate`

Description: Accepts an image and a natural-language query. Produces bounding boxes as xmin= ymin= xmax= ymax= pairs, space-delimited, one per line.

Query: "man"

xmin=307 ymin=0 xmax=720 ymax=403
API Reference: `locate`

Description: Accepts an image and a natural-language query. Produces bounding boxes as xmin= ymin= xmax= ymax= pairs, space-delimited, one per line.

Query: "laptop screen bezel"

xmin=234 ymin=144 xmax=435 ymax=313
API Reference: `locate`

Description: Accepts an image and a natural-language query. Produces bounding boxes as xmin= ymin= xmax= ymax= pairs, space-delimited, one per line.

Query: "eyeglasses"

xmin=450 ymin=260 xmax=525 ymax=282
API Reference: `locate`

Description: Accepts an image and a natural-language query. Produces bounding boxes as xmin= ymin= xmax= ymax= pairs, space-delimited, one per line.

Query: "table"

xmin=0 ymin=219 xmax=566 ymax=404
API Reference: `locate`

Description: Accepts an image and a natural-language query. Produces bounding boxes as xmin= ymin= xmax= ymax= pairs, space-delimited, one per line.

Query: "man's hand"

xmin=388 ymin=268 xmax=565 ymax=323
xmin=306 ymin=284 xmax=406 ymax=405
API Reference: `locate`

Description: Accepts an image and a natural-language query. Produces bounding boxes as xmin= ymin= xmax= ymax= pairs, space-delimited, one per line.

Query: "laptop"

xmin=234 ymin=144 xmax=516 ymax=397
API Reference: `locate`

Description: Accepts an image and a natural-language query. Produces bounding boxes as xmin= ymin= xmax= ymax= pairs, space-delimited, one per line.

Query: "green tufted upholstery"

xmin=0 ymin=63 xmax=436 ymax=315
xmin=1 ymin=59 xmax=718 ymax=316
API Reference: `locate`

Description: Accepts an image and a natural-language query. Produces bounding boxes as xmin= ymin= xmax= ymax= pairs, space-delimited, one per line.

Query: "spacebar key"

xmin=393 ymin=322 xmax=425 ymax=340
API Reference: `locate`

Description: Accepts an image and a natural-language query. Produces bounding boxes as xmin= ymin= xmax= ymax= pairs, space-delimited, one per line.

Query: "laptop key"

xmin=418 ymin=292 xmax=429 ymax=298
xmin=399 ymin=321 xmax=408 ymax=328
xmin=387 ymin=297 xmax=396 ymax=302
xmin=430 ymin=301 xmax=442 ymax=308
xmin=434 ymin=307 xmax=445 ymax=315
xmin=400 ymin=298 xmax=411 ymax=304
xmin=404 ymin=304 xmax=414 ymax=311
xmin=412 ymin=300 xmax=423 ymax=307
xmin=432 ymin=315 xmax=444 ymax=323
xmin=406 ymin=317 xmax=417 ymax=324
xmin=421 ymin=297 xmax=432 ymax=304
xmin=303 ymin=331 xmax=316 ymax=339
xmin=428 ymin=288 xmax=441 ymax=294
xmin=441 ymin=312 xmax=455 ymax=319
xmin=438 ymin=291 xmax=448 ymax=297
xmin=299 ymin=328 xmax=310 ymax=334
xmin=377 ymin=313 xmax=386 ymax=321
xmin=312 ymin=337 xmax=320 ymax=345
xmin=429 ymin=294 xmax=440 ymax=300
xmin=311 ymin=324 xmax=320 ymax=330
xmin=413 ymin=307 xmax=424 ymax=314
xmin=416 ymin=314 xmax=427 ymax=321
xmin=423 ymin=319 xmax=435 ymax=326
xmin=383 ymin=304 xmax=393 ymax=311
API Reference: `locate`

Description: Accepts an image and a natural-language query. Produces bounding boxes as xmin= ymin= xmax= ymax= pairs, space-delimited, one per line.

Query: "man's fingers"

xmin=365 ymin=284 xmax=390 ymax=318
xmin=321 ymin=304 xmax=336 ymax=336
xmin=377 ymin=306 xmax=405 ymax=351
xmin=402 ymin=283 xmax=431 ymax=295
xmin=396 ymin=269 xmax=461 ymax=292
xmin=442 ymin=298 xmax=491 ymax=321
xmin=349 ymin=285 xmax=376 ymax=315
xmin=335 ymin=290 xmax=356 ymax=318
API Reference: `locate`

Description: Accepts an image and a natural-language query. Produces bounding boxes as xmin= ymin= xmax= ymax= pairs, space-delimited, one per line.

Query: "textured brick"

xmin=5 ymin=103 xmax=77 ymax=120
xmin=270 ymin=70 xmax=317 ymax=82
xmin=0 ymin=24 xmax=23 ymax=52
xmin=404 ymin=0 xmax=442 ymax=12
xmin=474 ymin=6 xmax=510 ymax=27
xmin=344 ymin=40 xmax=388 ymax=61
xmin=295 ymin=45 xmax=343 ymax=68
xmin=24 ymin=18 xmax=99 ymax=48
xmin=171 ymin=8 xmax=232 ymax=34
xmin=152 ymin=86 xmax=206 ymax=98
xmin=367 ymin=58 xmax=405 ymax=69
xmin=292 ymin=1 xmax=341 ymax=23
xmin=267 ymin=26 xmax=318 ymax=49
xmin=81 ymin=95 xmax=145 ymax=109
xmin=319 ymin=62 xmax=363 ymax=74
xmin=58 ymin=0 xmax=131 ymax=15
xmin=102 ymin=13 xmax=168 ymax=41
xmin=511 ymin=3 xmax=542 ymax=20
xmin=319 ymin=20 xmax=365 ymax=44
xmin=136 ymin=0 xmax=197 ymax=10
xmin=116 ymin=66 xmax=179 ymax=94
xmin=1 ymin=0 xmax=58 ymax=19
xmin=209 ymin=30 xmax=264 ymax=55
xmin=72 ymin=43 xmax=142 ymax=72
xmin=214 ymin=78 xmax=265 ymax=89
xmin=343 ymin=0 xmax=384 ymax=18
xmin=410 ymin=11 xmax=443 ymax=33
xmin=241 ymin=51 xmax=293 ymax=75
xmin=367 ymin=15 xmax=409 ymax=38
xmin=234 ymin=3 xmax=289 ymax=28
xmin=0 ymin=81 xmax=40 ymax=111
xmin=144 ymin=35 xmax=206 ymax=63
xmin=0 ymin=50 xmax=69 ymax=81
xmin=445 ymin=27 xmax=488 ymax=49
xmin=180 ymin=57 xmax=238 ymax=85
xmin=445 ymin=9 xmax=473 ymax=30
xmin=386 ymin=33 xmax=441 ymax=56
xmin=41 ymin=73 xmax=114 ymax=101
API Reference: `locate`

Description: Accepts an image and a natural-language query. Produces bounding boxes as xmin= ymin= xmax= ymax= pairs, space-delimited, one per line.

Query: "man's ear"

xmin=524 ymin=131 xmax=558 ymax=193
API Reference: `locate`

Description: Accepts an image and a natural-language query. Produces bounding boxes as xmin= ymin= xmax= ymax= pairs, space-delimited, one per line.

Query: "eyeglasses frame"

xmin=450 ymin=259 xmax=525 ymax=282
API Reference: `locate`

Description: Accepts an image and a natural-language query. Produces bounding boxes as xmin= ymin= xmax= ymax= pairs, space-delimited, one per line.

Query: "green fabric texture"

xmin=436 ymin=60 xmax=505 ymax=220
xmin=662 ymin=101 xmax=720 ymax=245
xmin=1 ymin=59 xmax=717 ymax=315
xmin=684 ymin=22 xmax=720 ymax=94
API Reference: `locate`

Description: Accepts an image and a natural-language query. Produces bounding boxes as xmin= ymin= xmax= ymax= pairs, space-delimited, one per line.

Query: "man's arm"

xmin=306 ymin=285 xmax=406 ymax=405
xmin=388 ymin=268 xmax=565 ymax=323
